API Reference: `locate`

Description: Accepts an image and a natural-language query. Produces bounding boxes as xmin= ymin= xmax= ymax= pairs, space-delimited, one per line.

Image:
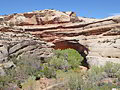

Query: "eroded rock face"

xmin=3 ymin=9 xmax=80 ymax=26
xmin=74 ymin=35 xmax=120 ymax=67
xmin=53 ymin=39 xmax=89 ymax=56
xmin=1 ymin=9 xmax=120 ymax=90
xmin=0 ymin=26 xmax=53 ymax=76
xmin=0 ymin=31 xmax=53 ymax=60
xmin=1 ymin=9 xmax=120 ymax=67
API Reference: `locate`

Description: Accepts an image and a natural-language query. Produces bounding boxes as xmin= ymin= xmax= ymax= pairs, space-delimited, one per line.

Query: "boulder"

xmin=0 ymin=16 xmax=4 ymax=25
xmin=0 ymin=67 xmax=6 ymax=76
xmin=9 ymin=15 xmax=37 ymax=26
xmin=3 ymin=61 xmax=16 ymax=69
xmin=79 ymin=66 xmax=88 ymax=73
xmin=112 ymin=16 xmax=120 ymax=23
xmin=87 ymin=56 xmax=120 ymax=67
xmin=0 ymin=16 xmax=4 ymax=21
xmin=4 ymin=9 xmax=81 ymax=26
xmin=36 ymin=10 xmax=71 ymax=24
xmin=0 ymin=43 xmax=8 ymax=63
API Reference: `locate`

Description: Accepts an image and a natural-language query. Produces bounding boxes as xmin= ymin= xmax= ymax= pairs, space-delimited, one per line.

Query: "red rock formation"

xmin=1 ymin=9 xmax=120 ymax=67
xmin=53 ymin=39 xmax=89 ymax=56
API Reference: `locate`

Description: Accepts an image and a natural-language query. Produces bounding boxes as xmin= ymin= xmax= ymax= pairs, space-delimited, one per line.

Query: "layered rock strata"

xmin=0 ymin=26 xmax=53 ymax=76
xmin=0 ymin=9 xmax=120 ymax=67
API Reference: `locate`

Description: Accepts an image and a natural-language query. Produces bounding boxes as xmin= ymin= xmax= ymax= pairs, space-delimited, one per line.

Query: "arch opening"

xmin=53 ymin=39 xmax=90 ymax=69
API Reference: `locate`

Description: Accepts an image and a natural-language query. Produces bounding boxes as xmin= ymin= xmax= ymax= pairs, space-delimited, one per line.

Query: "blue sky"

xmin=0 ymin=0 xmax=120 ymax=18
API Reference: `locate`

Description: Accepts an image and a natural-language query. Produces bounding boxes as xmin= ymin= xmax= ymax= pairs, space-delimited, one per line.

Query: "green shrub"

xmin=66 ymin=62 xmax=120 ymax=90
xmin=21 ymin=76 xmax=36 ymax=90
xmin=86 ymin=66 xmax=105 ymax=85
xmin=68 ymin=73 xmax=84 ymax=90
xmin=49 ymin=49 xmax=83 ymax=70
xmin=0 ymin=49 xmax=84 ymax=89
xmin=4 ymin=49 xmax=120 ymax=90
xmin=10 ymin=56 xmax=41 ymax=79
xmin=0 ymin=76 xmax=13 ymax=89
xmin=49 ymin=55 xmax=70 ymax=70
xmin=42 ymin=64 xmax=56 ymax=78
xmin=3 ymin=55 xmax=43 ymax=88
xmin=103 ymin=62 xmax=120 ymax=78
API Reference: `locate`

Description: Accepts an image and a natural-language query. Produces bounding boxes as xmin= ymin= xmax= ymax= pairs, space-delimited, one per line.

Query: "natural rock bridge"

xmin=52 ymin=39 xmax=90 ymax=68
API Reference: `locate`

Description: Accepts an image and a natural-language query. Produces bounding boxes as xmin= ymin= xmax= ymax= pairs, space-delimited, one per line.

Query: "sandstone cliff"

xmin=0 ymin=24 xmax=53 ymax=77
xmin=1 ymin=9 xmax=120 ymax=67
xmin=0 ymin=9 xmax=120 ymax=89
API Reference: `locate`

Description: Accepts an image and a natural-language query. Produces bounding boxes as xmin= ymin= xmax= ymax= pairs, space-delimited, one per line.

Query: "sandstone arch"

xmin=53 ymin=39 xmax=90 ymax=68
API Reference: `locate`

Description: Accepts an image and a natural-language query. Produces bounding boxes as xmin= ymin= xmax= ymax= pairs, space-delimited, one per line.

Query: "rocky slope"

xmin=0 ymin=27 xmax=53 ymax=76
xmin=0 ymin=9 xmax=120 ymax=67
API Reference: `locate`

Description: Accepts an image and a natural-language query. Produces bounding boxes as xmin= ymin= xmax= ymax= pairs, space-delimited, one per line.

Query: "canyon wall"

xmin=0 ymin=9 xmax=120 ymax=67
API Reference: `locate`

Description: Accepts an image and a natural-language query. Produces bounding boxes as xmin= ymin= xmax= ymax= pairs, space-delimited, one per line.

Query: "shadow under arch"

xmin=53 ymin=39 xmax=90 ymax=69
